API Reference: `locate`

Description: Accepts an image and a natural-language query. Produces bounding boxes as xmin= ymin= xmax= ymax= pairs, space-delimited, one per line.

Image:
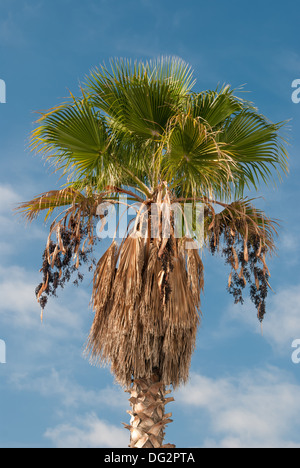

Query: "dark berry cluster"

xmin=36 ymin=220 xmax=97 ymax=311
xmin=210 ymin=229 xmax=270 ymax=322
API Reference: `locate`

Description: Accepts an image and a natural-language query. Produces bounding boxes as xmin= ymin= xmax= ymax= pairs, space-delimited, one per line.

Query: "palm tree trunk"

xmin=123 ymin=372 xmax=176 ymax=448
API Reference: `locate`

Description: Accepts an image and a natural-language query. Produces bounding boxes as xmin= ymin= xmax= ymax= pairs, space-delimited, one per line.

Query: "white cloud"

xmin=0 ymin=265 xmax=40 ymax=326
xmin=0 ymin=262 xmax=94 ymax=367
xmin=0 ymin=183 xmax=45 ymax=246
xmin=262 ymin=285 xmax=300 ymax=349
xmin=275 ymin=228 xmax=300 ymax=267
xmin=44 ymin=413 xmax=128 ymax=448
xmin=177 ymin=367 xmax=300 ymax=448
xmin=280 ymin=232 xmax=299 ymax=252
xmin=226 ymin=284 xmax=300 ymax=353
xmin=10 ymin=367 xmax=127 ymax=410
xmin=0 ymin=184 xmax=20 ymax=212
xmin=0 ymin=241 xmax=14 ymax=256
xmin=0 ymin=262 xmax=89 ymax=329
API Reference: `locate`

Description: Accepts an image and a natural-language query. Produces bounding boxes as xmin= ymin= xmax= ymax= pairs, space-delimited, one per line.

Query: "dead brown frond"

xmin=86 ymin=234 xmax=204 ymax=389
xmin=16 ymin=187 xmax=91 ymax=222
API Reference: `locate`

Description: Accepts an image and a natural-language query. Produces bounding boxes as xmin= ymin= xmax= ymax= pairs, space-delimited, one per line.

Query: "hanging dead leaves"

xmin=30 ymin=192 xmax=100 ymax=321
xmin=206 ymin=198 xmax=277 ymax=322
xmin=86 ymin=234 xmax=204 ymax=388
xmin=35 ymin=219 xmax=96 ymax=319
xmin=18 ymin=184 xmax=278 ymax=386
xmin=85 ymin=185 xmax=205 ymax=388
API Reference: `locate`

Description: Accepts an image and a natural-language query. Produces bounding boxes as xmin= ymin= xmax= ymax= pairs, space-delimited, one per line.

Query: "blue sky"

xmin=1 ymin=0 xmax=300 ymax=448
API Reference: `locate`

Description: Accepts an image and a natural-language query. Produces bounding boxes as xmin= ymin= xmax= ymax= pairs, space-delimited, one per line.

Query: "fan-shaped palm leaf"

xmin=31 ymin=96 xmax=116 ymax=185
xmin=85 ymin=57 xmax=194 ymax=139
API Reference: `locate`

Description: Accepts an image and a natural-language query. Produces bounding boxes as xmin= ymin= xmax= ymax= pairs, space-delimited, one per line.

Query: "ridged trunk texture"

xmin=123 ymin=373 xmax=176 ymax=448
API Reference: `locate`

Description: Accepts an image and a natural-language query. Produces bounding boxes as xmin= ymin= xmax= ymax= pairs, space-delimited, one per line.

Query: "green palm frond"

xmin=30 ymin=60 xmax=288 ymax=203
xmin=219 ymin=110 xmax=289 ymax=195
xmin=162 ymin=114 xmax=236 ymax=199
xmin=187 ymin=85 xmax=251 ymax=127
xmin=30 ymin=96 xmax=116 ymax=184
xmin=161 ymin=89 xmax=288 ymax=200
xmin=85 ymin=57 xmax=194 ymax=139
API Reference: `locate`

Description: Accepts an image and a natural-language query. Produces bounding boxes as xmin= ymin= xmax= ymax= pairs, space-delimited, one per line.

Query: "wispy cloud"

xmin=224 ymin=284 xmax=300 ymax=353
xmin=0 ymin=263 xmax=88 ymax=334
xmin=177 ymin=367 xmax=300 ymax=448
xmin=44 ymin=412 xmax=128 ymax=448
xmin=0 ymin=184 xmax=45 ymax=257
xmin=10 ymin=367 xmax=127 ymax=410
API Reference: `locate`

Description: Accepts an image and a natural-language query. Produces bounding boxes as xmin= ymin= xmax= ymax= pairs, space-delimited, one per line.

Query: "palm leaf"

xmin=30 ymin=96 xmax=115 ymax=185
xmin=219 ymin=110 xmax=289 ymax=195
xmin=187 ymin=85 xmax=251 ymax=128
xmin=85 ymin=57 xmax=194 ymax=139
xmin=162 ymin=113 xmax=239 ymax=199
xmin=17 ymin=187 xmax=91 ymax=222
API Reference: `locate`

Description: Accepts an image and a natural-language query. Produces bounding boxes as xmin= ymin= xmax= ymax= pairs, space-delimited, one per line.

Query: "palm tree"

xmin=18 ymin=57 xmax=288 ymax=448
